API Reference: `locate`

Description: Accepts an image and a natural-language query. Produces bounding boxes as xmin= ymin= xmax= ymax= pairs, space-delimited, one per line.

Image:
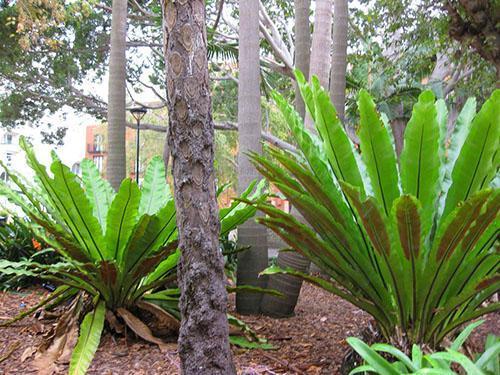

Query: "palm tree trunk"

xmin=106 ymin=0 xmax=127 ymax=190
xmin=293 ymin=0 xmax=311 ymax=119
xmin=329 ymin=0 xmax=348 ymax=122
xmin=260 ymin=0 xmax=311 ymax=318
xmin=162 ymin=1 xmax=235 ymax=373
xmin=304 ymin=0 xmax=333 ymax=130
xmin=236 ymin=0 xmax=269 ymax=315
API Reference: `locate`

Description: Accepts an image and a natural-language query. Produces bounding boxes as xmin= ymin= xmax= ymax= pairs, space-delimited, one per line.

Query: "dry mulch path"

xmin=0 ymin=284 xmax=497 ymax=374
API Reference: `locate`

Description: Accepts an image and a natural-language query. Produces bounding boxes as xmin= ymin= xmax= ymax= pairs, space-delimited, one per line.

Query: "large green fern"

xmin=0 ymin=142 xmax=267 ymax=374
xmin=249 ymin=71 xmax=499 ymax=349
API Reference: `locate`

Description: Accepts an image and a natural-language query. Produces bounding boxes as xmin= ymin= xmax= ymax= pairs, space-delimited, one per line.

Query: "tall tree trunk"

xmin=304 ymin=0 xmax=333 ymax=130
xmin=106 ymin=0 xmax=127 ymax=190
xmin=162 ymin=1 xmax=235 ymax=373
xmin=260 ymin=0 xmax=311 ymax=318
xmin=329 ymin=0 xmax=348 ymax=122
xmin=293 ymin=0 xmax=311 ymax=119
xmin=236 ymin=0 xmax=268 ymax=315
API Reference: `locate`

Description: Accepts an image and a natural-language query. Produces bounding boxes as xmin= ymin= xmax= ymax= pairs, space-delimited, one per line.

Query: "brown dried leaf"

xmin=116 ymin=308 xmax=168 ymax=352
xmin=20 ymin=346 xmax=36 ymax=363
xmin=136 ymin=301 xmax=180 ymax=333
xmin=106 ymin=310 xmax=124 ymax=334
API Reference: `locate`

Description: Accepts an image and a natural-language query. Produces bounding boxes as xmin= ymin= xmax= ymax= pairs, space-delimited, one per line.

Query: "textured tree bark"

xmin=293 ymin=0 xmax=311 ymax=119
xmin=161 ymin=1 xmax=235 ymax=373
xmin=304 ymin=0 xmax=333 ymax=130
xmin=106 ymin=0 xmax=127 ymax=191
xmin=260 ymin=0 xmax=311 ymax=318
xmin=236 ymin=0 xmax=269 ymax=315
xmin=329 ymin=0 xmax=349 ymax=122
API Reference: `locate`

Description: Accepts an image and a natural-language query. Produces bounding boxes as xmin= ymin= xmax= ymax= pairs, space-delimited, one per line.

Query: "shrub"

xmin=347 ymin=321 xmax=500 ymax=374
xmin=248 ymin=71 xmax=499 ymax=349
xmin=0 ymin=138 xmax=266 ymax=374
xmin=0 ymin=215 xmax=57 ymax=289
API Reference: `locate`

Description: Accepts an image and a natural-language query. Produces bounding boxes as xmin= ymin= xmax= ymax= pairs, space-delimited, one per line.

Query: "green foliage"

xmin=249 ymin=74 xmax=499 ymax=348
xmin=347 ymin=321 xmax=500 ymax=375
xmin=0 ymin=137 xmax=266 ymax=373
xmin=0 ymin=215 xmax=57 ymax=289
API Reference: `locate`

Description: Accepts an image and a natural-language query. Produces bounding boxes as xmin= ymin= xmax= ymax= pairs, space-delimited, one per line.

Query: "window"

xmin=5 ymin=152 xmax=12 ymax=167
xmin=2 ymin=133 xmax=12 ymax=144
xmin=93 ymin=156 xmax=103 ymax=172
xmin=94 ymin=134 xmax=104 ymax=152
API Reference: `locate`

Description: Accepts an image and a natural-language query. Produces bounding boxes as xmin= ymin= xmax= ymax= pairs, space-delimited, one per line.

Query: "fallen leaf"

xmin=20 ymin=346 xmax=36 ymax=362
xmin=116 ymin=308 xmax=168 ymax=352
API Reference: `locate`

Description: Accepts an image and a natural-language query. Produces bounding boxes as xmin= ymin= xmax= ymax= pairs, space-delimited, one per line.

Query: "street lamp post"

xmin=129 ymin=107 xmax=147 ymax=184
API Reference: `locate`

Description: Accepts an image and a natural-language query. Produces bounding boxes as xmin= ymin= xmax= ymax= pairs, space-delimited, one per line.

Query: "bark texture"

xmin=161 ymin=1 xmax=235 ymax=373
xmin=260 ymin=0 xmax=311 ymax=318
xmin=106 ymin=0 xmax=127 ymax=190
xmin=236 ymin=0 xmax=269 ymax=315
xmin=305 ymin=0 xmax=333 ymax=130
xmin=444 ymin=0 xmax=500 ymax=81
xmin=329 ymin=0 xmax=349 ymax=122
xmin=293 ymin=0 xmax=311 ymax=119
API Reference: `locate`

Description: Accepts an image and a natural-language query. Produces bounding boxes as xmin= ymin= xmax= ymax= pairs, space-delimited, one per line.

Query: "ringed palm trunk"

xmin=106 ymin=0 xmax=127 ymax=190
xmin=293 ymin=0 xmax=311 ymax=119
xmin=260 ymin=0 xmax=311 ymax=318
xmin=329 ymin=0 xmax=348 ymax=122
xmin=162 ymin=0 xmax=235 ymax=373
xmin=304 ymin=0 xmax=333 ymax=130
xmin=236 ymin=0 xmax=269 ymax=315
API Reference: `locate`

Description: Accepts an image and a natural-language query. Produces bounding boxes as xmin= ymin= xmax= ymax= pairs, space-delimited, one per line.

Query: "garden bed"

xmin=0 ymin=283 xmax=497 ymax=374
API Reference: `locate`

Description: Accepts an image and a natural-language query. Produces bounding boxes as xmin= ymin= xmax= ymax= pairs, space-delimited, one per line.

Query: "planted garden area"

xmin=0 ymin=0 xmax=499 ymax=374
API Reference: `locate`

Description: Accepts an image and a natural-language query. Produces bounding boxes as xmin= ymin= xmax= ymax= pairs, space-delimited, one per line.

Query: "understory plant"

xmin=0 ymin=215 xmax=58 ymax=289
xmin=0 ymin=138 xmax=267 ymax=374
xmin=347 ymin=321 xmax=500 ymax=375
xmin=248 ymin=71 xmax=499 ymax=349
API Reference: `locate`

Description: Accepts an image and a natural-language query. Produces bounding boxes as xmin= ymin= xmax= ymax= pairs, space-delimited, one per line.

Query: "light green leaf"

xmin=311 ymin=80 xmax=365 ymax=192
xmin=229 ymin=336 xmax=275 ymax=350
xmin=81 ymin=159 xmax=115 ymax=231
xmin=105 ymin=179 xmax=141 ymax=262
xmin=50 ymin=159 xmax=106 ymax=261
xmin=442 ymin=90 xmax=500 ymax=219
xmin=139 ymin=156 xmax=170 ymax=216
xmin=400 ymin=91 xmax=440 ymax=239
xmin=347 ymin=337 xmax=400 ymax=375
xmin=357 ymin=90 xmax=400 ymax=215
xmin=450 ymin=320 xmax=483 ymax=351
xmin=69 ymin=300 xmax=105 ymax=375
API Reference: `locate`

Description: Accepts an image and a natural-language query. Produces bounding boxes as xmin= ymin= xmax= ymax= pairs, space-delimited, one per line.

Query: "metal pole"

xmin=136 ymin=118 xmax=140 ymax=184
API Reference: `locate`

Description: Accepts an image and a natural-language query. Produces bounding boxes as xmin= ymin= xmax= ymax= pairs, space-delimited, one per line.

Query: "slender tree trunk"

xmin=329 ymin=0 xmax=349 ymax=122
xmin=236 ymin=0 xmax=268 ymax=315
xmin=390 ymin=118 xmax=406 ymax=157
xmin=293 ymin=0 xmax=311 ymax=119
xmin=260 ymin=0 xmax=311 ymax=318
xmin=304 ymin=0 xmax=333 ymax=130
xmin=162 ymin=1 xmax=235 ymax=373
xmin=106 ymin=0 xmax=127 ymax=190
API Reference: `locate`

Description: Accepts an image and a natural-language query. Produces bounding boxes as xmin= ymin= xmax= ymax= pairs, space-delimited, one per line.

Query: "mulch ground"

xmin=0 ymin=284 xmax=498 ymax=374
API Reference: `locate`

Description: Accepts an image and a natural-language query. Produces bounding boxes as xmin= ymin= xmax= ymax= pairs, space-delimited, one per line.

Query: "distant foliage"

xmin=249 ymin=71 xmax=499 ymax=349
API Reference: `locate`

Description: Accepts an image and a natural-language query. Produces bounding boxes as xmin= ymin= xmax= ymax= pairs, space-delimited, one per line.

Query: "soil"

xmin=0 ymin=284 xmax=498 ymax=375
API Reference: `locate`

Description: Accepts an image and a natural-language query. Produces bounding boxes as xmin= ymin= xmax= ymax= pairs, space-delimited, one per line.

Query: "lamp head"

xmin=129 ymin=107 xmax=147 ymax=122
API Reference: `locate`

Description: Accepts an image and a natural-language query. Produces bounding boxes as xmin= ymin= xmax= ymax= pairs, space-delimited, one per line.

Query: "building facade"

xmin=85 ymin=124 xmax=137 ymax=179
